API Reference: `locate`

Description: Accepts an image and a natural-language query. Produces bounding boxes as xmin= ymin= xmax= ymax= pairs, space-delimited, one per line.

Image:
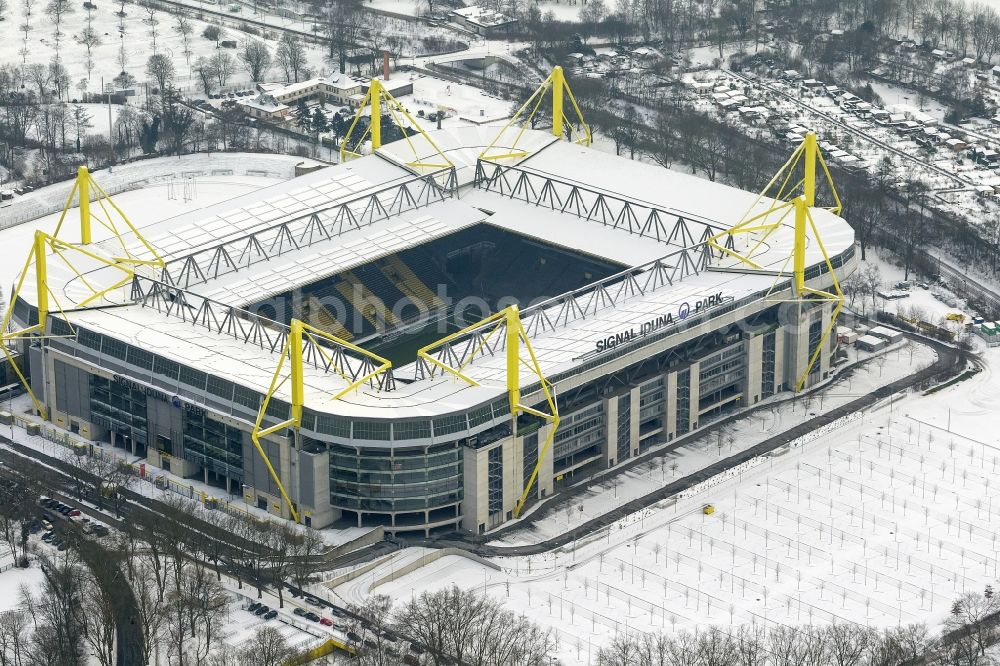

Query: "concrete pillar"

xmin=666 ymin=371 xmax=678 ymax=440
xmin=628 ymin=386 xmax=640 ymax=459
xmin=689 ymin=363 xmax=701 ymax=431
xmin=603 ymin=396 xmax=618 ymax=467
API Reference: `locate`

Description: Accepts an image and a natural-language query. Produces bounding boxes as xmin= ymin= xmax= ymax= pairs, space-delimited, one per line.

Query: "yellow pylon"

xmin=416 ymin=305 xmax=559 ymax=518
xmin=1 ymin=167 xmax=164 ymax=419
xmin=340 ymin=78 xmax=453 ymax=170
xmin=479 ymin=66 xmax=592 ymax=162
xmin=252 ymin=319 xmax=392 ymax=523
xmin=706 ymin=132 xmax=845 ymax=391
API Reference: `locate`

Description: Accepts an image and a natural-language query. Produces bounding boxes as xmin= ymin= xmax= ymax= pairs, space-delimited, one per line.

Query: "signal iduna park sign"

xmin=595 ymin=292 xmax=726 ymax=352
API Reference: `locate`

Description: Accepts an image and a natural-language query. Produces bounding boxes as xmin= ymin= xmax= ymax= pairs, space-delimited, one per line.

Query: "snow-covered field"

xmin=335 ymin=337 xmax=997 ymax=664
xmin=0 ymin=0 xmax=328 ymax=97
xmin=490 ymin=339 xmax=937 ymax=547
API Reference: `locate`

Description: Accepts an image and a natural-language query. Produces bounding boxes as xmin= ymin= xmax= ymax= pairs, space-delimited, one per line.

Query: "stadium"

xmin=3 ymin=70 xmax=857 ymax=535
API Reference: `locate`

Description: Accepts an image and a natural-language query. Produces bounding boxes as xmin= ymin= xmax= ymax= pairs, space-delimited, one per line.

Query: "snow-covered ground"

xmin=335 ymin=337 xmax=996 ymax=665
xmin=0 ymin=0 xmax=330 ymax=97
xmin=0 ymin=563 xmax=44 ymax=613
xmin=489 ymin=339 xmax=937 ymax=547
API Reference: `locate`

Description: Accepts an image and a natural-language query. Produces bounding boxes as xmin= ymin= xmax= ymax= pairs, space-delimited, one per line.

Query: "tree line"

xmin=595 ymin=590 xmax=1000 ymax=666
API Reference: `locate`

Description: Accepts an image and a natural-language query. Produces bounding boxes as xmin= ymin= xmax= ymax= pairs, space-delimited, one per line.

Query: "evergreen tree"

xmin=294 ymin=100 xmax=310 ymax=132
xmin=310 ymin=107 xmax=327 ymax=135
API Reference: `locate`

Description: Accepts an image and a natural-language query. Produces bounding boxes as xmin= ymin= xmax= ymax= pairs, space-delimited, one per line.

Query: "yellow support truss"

xmin=1 ymin=167 xmax=164 ymax=419
xmin=706 ymin=132 xmax=844 ymax=391
xmin=252 ymin=319 xmax=392 ymax=523
xmin=479 ymin=65 xmax=592 ymax=162
xmin=339 ymin=78 xmax=453 ymax=171
xmin=416 ymin=305 xmax=559 ymax=519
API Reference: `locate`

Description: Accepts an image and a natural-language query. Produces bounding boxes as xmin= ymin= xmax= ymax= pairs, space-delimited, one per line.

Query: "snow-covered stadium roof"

xmin=20 ymin=126 xmax=856 ymax=420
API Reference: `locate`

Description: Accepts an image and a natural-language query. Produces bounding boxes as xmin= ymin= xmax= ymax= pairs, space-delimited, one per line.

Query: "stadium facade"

xmin=7 ymin=121 xmax=856 ymax=535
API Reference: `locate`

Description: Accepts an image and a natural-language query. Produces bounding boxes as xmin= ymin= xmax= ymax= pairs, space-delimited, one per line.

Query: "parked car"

xmin=293 ymin=607 xmax=307 ymax=617
xmin=253 ymin=605 xmax=269 ymax=616
xmin=263 ymin=610 xmax=278 ymax=620
xmin=248 ymin=602 xmax=261 ymax=613
xmin=319 ymin=617 xmax=333 ymax=626
xmin=305 ymin=612 xmax=321 ymax=622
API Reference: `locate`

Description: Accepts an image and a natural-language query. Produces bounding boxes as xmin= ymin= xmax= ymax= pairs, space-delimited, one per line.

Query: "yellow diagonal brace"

xmin=251 ymin=319 xmax=392 ymax=522
xmin=252 ymin=336 xmax=300 ymax=523
xmin=340 ymin=80 xmax=453 ymax=171
xmin=416 ymin=305 xmax=559 ymax=521
xmin=480 ymin=66 xmax=591 ymax=162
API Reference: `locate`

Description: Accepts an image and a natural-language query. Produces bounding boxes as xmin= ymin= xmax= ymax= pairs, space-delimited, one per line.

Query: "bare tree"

xmin=238 ymin=626 xmax=297 ymax=666
xmin=146 ymin=53 xmax=175 ymax=94
xmin=44 ymin=0 xmax=73 ymax=57
xmin=28 ymin=549 xmax=86 ymax=666
xmin=275 ymin=33 xmax=308 ymax=83
xmin=79 ymin=569 xmax=116 ymax=666
xmin=239 ymin=39 xmax=272 ymax=82
xmin=825 ymin=624 xmax=872 ymax=666
xmin=211 ymin=52 xmax=235 ymax=87
xmin=142 ymin=5 xmax=160 ymax=54
xmin=349 ymin=595 xmax=396 ymax=666
xmin=0 ymin=610 xmax=30 ymax=666
xmin=173 ymin=14 xmax=194 ymax=66
xmin=393 ymin=585 xmax=557 ymax=666
xmin=288 ymin=524 xmax=326 ymax=591
xmin=79 ymin=24 xmax=101 ymax=81
xmin=194 ymin=56 xmax=219 ymax=95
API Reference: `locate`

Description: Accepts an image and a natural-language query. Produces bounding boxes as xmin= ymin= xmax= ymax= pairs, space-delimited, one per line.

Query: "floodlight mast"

xmin=252 ymin=319 xmax=393 ymax=523
xmin=1 ymin=166 xmax=165 ymax=419
xmin=706 ymin=131 xmax=845 ymax=391
xmin=479 ymin=65 xmax=592 ymax=162
xmin=416 ymin=305 xmax=560 ymax=520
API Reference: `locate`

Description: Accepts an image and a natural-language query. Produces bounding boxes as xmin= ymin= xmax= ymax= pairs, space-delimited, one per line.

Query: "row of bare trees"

xmin=344 ymin=585 xmax=559 ymax=666
xmin=596 ymin=588 xmax=1000 ymax=666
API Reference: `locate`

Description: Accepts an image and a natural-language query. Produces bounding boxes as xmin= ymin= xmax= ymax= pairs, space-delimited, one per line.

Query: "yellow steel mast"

xmin=252 ymin=319 xmax=392 ymax=523
xmin=340 ymin=78 xmax=453 ymax=170
xmin=416 ymin=305 xmax=559 ymax=519
xmin=706 ymin=132 xmax=845 ymax=391
xmin=479 ymin=66 xmax=592 ymax=162
xmin=2 ymin=166 xmax=164 ymax=419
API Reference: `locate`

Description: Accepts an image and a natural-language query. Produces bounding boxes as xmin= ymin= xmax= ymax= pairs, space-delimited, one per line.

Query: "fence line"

xmin=10 ymin=413 xmax=267 ymax=524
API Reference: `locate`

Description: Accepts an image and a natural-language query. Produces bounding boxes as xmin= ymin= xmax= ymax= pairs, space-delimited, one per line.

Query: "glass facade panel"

xmin=488 ymin=446 xmax=503 ymax=515
xmin=89 ymin=375 xmax=149 ymax=445
xmin=329 ymin=442 xmax=463 ymax=512
xmin=394 ymin=421 xmax=431 ymax=440
xmin=433 ymin=415 xmax=467 ymax=437
xmin=762 ymin=331 xmax=776 ymax=399
xmin=616 ymin=394 xmax=631 ymax=462
xmin=183 ymin=413 xmax=244 ymax=480
xmin=676 ymin=370 xmax=691 ymax=436
xmin=153 ymin=356 xmax=180 ymax=380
